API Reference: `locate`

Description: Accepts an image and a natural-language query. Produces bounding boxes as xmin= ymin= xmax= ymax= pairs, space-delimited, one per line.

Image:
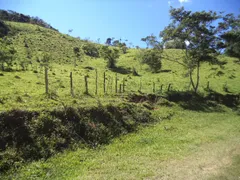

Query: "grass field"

xmin=1 ymin=105 xmax=239 ymax=180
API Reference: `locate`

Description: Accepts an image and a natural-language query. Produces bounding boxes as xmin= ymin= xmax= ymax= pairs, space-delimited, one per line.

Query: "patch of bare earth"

xmin=147 ymin=137 xmax=240 ymax=180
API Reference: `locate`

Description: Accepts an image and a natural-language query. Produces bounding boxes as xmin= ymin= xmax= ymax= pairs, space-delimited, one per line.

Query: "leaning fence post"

xmin=70 ymin=72 xmax=74 ymax=96
xmin=153 ymin=82 xmax=155 ymax=93
xmin=160 ymin=84 xmax=163 ymax=93
xmin=84 ymin=75 xmax=89 ymax=95
xmin=207 ymin=81 xmax=210 ymax=91
xmin=45 ymin=66 xmax=49 ymax=94
xmin=168 ymin=83 xmax=172 ymax=92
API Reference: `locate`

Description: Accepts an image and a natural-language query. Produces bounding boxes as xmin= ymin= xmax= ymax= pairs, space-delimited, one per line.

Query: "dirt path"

xmin=149 ymin=137 xmax=240 ymax=180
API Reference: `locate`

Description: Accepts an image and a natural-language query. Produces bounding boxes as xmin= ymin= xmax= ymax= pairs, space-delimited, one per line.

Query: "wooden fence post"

xmin=95 ymin=69 xmax=98 ymax=95
xmin=120 ymin=84 xmax=122 ymax=93
xmin=153 ymin=82 xmax=155 ymax=93
xmin=70 ymin=72 xmax=74 ymax=96
xmin=84 ymin=75 xmax=89 ymax=95
xmin=115 ymin=73 xmax=118 ymax=94
xmin=160 ymin=84 xmax=163 ymax=93
xmin=104 ymin=72 xmax=106 ymax=94
xmin=110 ymin=76 xmax=113 ymax=94
xmin=123 ymin=78 xmax=126 ymax=93
xmin=45 ymin=66 xmax=49 ymax=94
xmin=139 ymin=78 xmax=142 ymax=91
xmin=167 ymin=83 xmax=172 ymax=92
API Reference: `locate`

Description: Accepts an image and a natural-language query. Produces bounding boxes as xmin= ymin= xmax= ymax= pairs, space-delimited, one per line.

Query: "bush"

xmin=82 ymin=43 xmax=99 ymax=58
xmin=0 ymin=103 xmax=154 ymax=173
xmin=142 ymin=50 xmax=162 ymax=73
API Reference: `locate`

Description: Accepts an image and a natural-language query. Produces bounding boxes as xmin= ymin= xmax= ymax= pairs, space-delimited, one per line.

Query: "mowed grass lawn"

xmin=3 ymin=106 xmax=240 ymax=180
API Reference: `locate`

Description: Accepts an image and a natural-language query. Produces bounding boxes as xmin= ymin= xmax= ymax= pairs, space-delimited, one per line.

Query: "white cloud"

xmin=168 ymin=1 xmax=172 ymax=6
xmin=179 ymin=0 xmax=190 ymax=4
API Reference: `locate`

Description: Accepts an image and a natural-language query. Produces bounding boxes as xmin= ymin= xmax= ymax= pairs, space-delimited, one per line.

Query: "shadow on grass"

xmin=166 ymin=90 xmax=240 ymax=112
xmin=111 ymin=66 xmax=132 ymax=74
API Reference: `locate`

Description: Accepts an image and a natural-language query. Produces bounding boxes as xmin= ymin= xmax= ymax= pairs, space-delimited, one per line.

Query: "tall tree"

xmin=105 ymin=38 xmax=112 ymax=46
xmin=160 ymin=7 xmax=222 ymax=93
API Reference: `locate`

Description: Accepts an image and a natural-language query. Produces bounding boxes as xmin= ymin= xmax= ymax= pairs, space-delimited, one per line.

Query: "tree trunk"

xmin=189 ymin=61 xmax=200 ymax=93
xmin=195 ymin=61 xmax=200 ymax=93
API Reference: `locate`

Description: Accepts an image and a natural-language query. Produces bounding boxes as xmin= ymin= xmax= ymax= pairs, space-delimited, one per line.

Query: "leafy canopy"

xmin=160 ymin=7 xmax=222 ymax=92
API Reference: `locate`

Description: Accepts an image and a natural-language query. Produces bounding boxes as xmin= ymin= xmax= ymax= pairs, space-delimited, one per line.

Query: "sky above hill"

xmin=0 ymin=0 xmax=239 ymax=47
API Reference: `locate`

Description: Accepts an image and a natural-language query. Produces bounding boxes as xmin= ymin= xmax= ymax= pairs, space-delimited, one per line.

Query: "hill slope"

xmin=0 ymin=21 xmax=239 ymax=111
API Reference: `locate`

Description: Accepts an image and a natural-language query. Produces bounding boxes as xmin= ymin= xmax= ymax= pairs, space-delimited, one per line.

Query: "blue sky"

xmin=0 ymin=0 xmax=239 ymax=47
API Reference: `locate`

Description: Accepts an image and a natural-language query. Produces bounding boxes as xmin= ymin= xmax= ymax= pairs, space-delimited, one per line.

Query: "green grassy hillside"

xmin=0 ymin=20 xmax=240 ymax=179
xmin=0 ymin=21 xmax=239 ymax=111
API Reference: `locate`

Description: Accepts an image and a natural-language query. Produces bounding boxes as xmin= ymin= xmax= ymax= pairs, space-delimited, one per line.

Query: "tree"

xmin=73 ymin=47 xmax=82 ymax=67
xmin=141 ymin=34 xmax=162 ymax=49
xmin=141 ymin=50 xmax=162 ymax=73
xmin=164 ymin=38 xmax=185 ymax=49
xmin=105 ymin=38 xmax=112 ymax=46
xmin=160 ymin=7 xmax=222 ymax=93
xmin=82 ymin=43 xmax=99 ymax=58
xmin=100 ymin=46 xmax=120 ymax=69
xmin=0 ymin=20 xmax=9 ymax=38
xmin=219 ymin=14 xmax=240 ymax=62
xmin=0 ymin=38 xmax=16 ymax=71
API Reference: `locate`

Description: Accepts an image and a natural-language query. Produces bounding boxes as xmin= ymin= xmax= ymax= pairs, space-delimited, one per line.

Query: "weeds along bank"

xmin=0 ymin=102 xmax=156 ymax=173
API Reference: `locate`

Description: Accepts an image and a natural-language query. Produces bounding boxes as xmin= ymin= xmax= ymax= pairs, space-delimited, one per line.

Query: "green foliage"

xmin=0 ymin=38 xmax=16 ymax=70
xmin=160 ymin=7 xmax=222 ymax=92
xmin=100 ymin=46 xmax=120 ymax=68
xmin=220 ymin=14 xmax=240 ymax=61
xmin=141 ymin=34 xmax=162 ymax=49
xmin=0 ymin=103 xmax=153 ymax=173
xmin=82 ymin=43 xmax=99 ymax=58
xmin=0 ymin=20 xmax=9 ymax=38
xmin=112 ymin=40 xmax=128 ymax=54
xmin=142 ymin=50 xmax=162 ymax=73
xmin=164 ymin=39 xmax=185 ymax=49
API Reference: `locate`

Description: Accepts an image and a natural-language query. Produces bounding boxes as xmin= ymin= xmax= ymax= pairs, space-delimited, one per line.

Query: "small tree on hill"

xmin=160 ymin=7 xmax=223 ymax=93
xmin=105 ymin=38 xmax=112 ymax=46
xmin=0 ymin=38 xmax=16 ymax=71
xmin=142 ymin=50 xmax=162 ymax=73
xmin=73 ymin=47 xmax=82 ymax=67
xmin=82 ymin=43 xmax=99 ymax=58
xmin=101 ymin=46 xmax=120 ymax=69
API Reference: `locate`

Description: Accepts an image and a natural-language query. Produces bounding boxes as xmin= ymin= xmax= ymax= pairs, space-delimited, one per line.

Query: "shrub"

xmin=142 ymin=50 xmax=162 ymax=73
xmin=82 ymin=43 xmax=99 ymax=58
